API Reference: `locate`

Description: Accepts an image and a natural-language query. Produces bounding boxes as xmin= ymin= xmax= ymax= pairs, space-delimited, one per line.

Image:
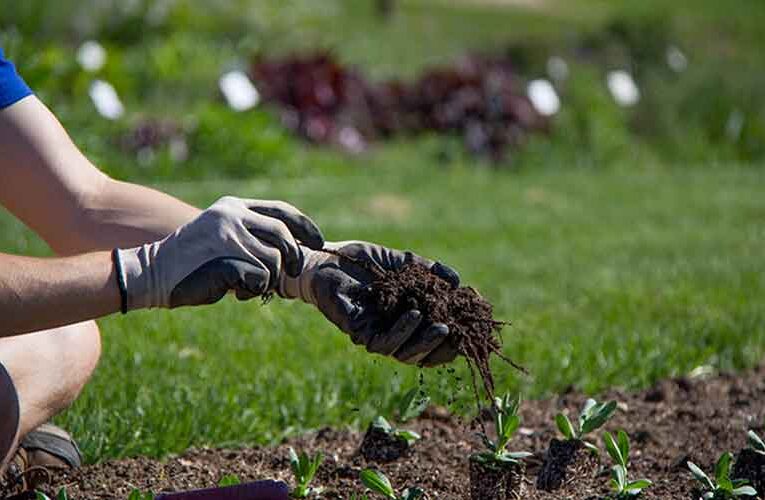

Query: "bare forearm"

xmin=0 ymin=96 xmax=200 ymax=256
xmin=74 ymin=178 xmax=200 ymax=252
xmin=0 ymin=251 xmax=120 ymax=336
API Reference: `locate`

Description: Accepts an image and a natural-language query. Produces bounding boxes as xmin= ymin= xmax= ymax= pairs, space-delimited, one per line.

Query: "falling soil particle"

xmin=469 ymin=459 xmax=525 ymax=499
xmin=358 ymin=424 xmax=411 ymax=463
xmin=535 ymin=438 xmax=600 ymax=491
xmin=44 ymin=366 xmax=765 ymax=499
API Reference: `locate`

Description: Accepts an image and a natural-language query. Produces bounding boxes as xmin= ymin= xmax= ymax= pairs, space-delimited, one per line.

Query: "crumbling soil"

xmin=536 ymin=438 xmax=600 ymax=491
xmin=469 ymin=459 xmax=525 ymax=499
xmin=350 ymin=261 xmax=510 ymax=401
xmin=43 ymin=365 xmax=765 ymax=499
xmin=358 ymin=423 xmax=412 ymax=463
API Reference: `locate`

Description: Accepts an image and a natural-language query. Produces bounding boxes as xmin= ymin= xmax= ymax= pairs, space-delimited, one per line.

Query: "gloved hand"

xmin=115 ymin=196 xmax=324 ymax=311
xmin=278 ymin=241 xmax=461 ymax=366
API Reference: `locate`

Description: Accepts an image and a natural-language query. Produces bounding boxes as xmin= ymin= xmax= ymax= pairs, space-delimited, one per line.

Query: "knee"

xmin=58 ymin=321 xmax=102 ymax=404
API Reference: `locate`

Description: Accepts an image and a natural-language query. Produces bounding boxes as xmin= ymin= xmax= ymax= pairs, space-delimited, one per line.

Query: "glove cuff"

xmin=277 ymin=246 xmax=323 ymax=304
xmin=115 ymin=243 xmax=165 ymax=310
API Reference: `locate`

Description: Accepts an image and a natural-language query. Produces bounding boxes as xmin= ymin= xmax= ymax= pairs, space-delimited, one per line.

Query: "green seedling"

xmin=746 ymin=427 xmax=765 ymax=455
xmin=688 ymin=452 xmax=757 ymax=499
xmin=218 ymin=474 xmax=242 ymax=487
xmin=369 ymin=388 xmax=429 ymax=446
xmin=289 ymin=447 xmax=324 ymax=498
xmin=470 ymin=393 xmax=533 ymax=467
xmin=371 ymin=416 xmax=421 ymax=446
xmin=360 ymin=469 xmax=424 ymax=500
xmin=603 ymin=430 xmax=652 ymax=498
xmin=397 ymin=388 xmax=430 ymax=423
xmin=555 ymin=398 xmax=617 ymax=453
xmin=127 ymin=489 xmax=155 ymax=500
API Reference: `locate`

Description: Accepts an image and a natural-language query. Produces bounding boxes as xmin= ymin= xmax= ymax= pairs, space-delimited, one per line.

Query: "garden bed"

xmin=47 ymin=365 xmax=765 ymax=499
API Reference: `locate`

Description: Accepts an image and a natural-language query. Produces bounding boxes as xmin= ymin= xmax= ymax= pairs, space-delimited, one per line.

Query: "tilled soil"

xmin=46 ymin=366 xmax=765 ymax=499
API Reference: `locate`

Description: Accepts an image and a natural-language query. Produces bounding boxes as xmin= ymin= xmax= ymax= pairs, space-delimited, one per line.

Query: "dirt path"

xmin=46 ymin=366 xmax=765 ymax=499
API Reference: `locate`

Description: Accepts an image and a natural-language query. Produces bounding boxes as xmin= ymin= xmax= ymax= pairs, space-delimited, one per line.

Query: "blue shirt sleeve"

xmin=0 ymin=48 xmax=33 ymax=109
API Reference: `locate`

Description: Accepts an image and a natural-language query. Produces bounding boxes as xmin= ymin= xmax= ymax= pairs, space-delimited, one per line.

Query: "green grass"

xmin=3 ymin=152 xmax=763 ymax=461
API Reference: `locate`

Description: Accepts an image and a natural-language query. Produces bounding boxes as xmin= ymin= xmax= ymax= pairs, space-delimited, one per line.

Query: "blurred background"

xmin=1 ymin=0 xmax=763 ymax=462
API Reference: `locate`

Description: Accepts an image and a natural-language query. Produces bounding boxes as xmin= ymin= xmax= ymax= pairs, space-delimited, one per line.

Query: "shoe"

xmin=1 ymin=423 xmax=82 ymax=495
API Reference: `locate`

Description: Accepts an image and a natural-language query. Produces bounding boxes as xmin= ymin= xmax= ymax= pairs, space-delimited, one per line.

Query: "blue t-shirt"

xmin=0 ymin=48 xmax=32 ymax=109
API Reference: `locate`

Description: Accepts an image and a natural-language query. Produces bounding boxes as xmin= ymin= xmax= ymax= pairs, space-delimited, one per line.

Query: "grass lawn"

xmin=2 ymin=152 xmax=763 ymax=461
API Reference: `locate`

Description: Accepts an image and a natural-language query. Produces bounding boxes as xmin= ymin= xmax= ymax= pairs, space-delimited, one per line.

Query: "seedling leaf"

xmin=625 ymin=479 xmax=652 ymax=492
xmin=36 ymin=493 xmax=51 ymax=500
xmin=747 ymin=430 xmax=765 ymax=453
xmin=289 ymin=447 xmax=300 ymax=476
xmin=372 ymin=416 xmax=394 ymax=434
xmin=617 ymin=430 xmax=630 ymax=465
xmin=56 ymin=487 xmax=69 ymax=500
xmin=580 ymin=400 xmax=617 ymax=435
xmin=394 ymin=429 xmax=421 ymax=445
xmin=611 ymin=465 xmax=627 ymax=491
xmin=398 ymin=389 xmax=430 ymax=423
xmin=361 ymin=469 xmax=396 ymax=499
xmin=555 ymin=413 xmax=576 ymax=439
xmin=603 ymin=431 xmax=624 ymax=468
xmin=583 ymin=440 xmax=600 ymax=454
xmin=731 ymin=486 xmax=758 ymax=496
xmin=218 ymin=474 xmax=241 ymax=487
xmin=715 ymin=452 xmax=732 ymax=485
xmin=688 ymin=461 xmax=714 ymax=490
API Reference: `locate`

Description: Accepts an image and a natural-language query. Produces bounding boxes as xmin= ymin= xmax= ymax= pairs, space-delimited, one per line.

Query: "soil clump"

xmin=535 ymin=439 xmax=600 ymax=491
xmin=358 ymin=423 xmax=411 ymax=463
xmin=469 ymin=459 xmax=525 ymax=499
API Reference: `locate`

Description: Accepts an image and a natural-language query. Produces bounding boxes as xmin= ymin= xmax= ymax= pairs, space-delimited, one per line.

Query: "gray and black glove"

xmin=278 ymin=241 xmax=460 ymax=366
xmin=115 ymin=196 xmax=324 ymax=310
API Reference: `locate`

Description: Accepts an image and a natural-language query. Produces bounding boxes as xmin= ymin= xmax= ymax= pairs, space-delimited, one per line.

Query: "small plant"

xmin=746 ymin=427 xmax=765 ymax=455
xmin=470 ymin=393 xmax=533 ymax=467
xmin=602 ymin=430 xmax=652 ymax=498
xmin=555 ymin=398 xmax=617 ymax=452
xmin=688 ymin=452 xmax=757 ymax=499
xmin=218 ymin=474 xmax=242 ymax=487
xmin=127 ymin=490 xmax=155 ymax=500
xmin=367 ymin=388 xmax=429 ymax=447
xmin=370 ymin=416 xmax=421 ymax=446
xmin=397 ymin=388 xmax=430 ymax=423
xmin=289 ymin=447 xmax=324 ymax=498
xmin=360 ymin=469 xmax=424 ymax=500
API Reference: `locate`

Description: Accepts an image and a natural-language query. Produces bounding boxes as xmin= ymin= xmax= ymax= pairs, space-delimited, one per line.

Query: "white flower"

xmin=527 ymin=79 xmax=561 ymax=116
xmin=606 ymin=70 xmax=640 ymax=107
xmin=76 ymin=40 xmax=106 ymax=72
xmin=88 ymin=80 xmax=124 ymax=120
xmin=219 ymin=71 xmax=260 ymax=112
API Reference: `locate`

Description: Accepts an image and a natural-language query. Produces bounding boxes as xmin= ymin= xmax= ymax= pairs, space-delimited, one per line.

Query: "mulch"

xmin=45 ymin=365 xmax=765 ymax=499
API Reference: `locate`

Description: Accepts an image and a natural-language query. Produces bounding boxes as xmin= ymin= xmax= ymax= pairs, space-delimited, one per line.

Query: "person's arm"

xmin=1 ymin=196 xmax=325 ymax=337
xmin=0 ymin=95 xmax=200 ymax=255
xmin=0 ymin=251 xmax=119 ymax=336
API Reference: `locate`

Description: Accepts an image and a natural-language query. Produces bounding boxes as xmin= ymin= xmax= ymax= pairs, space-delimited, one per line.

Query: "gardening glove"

xmin=115 ymin=196 xmax=324 ymax=311
xmin=278 ymin=241 xmax=461 ymax=367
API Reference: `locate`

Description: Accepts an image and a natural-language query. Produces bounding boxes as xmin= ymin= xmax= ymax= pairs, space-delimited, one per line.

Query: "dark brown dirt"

xmin=469 ymin=459 xmax=525 ymax=499
xmin=734 ymin=449 xmax=765 ymax=496
xmin=536 ymin=439 xmax=600 ymax=491
xmin=358 ymin=423 xmax=412 ymax=462
xmin=352 ymin=261 xmax=509 ymax=401
xmin=43 ymin=366 xmax=765 ymax=499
